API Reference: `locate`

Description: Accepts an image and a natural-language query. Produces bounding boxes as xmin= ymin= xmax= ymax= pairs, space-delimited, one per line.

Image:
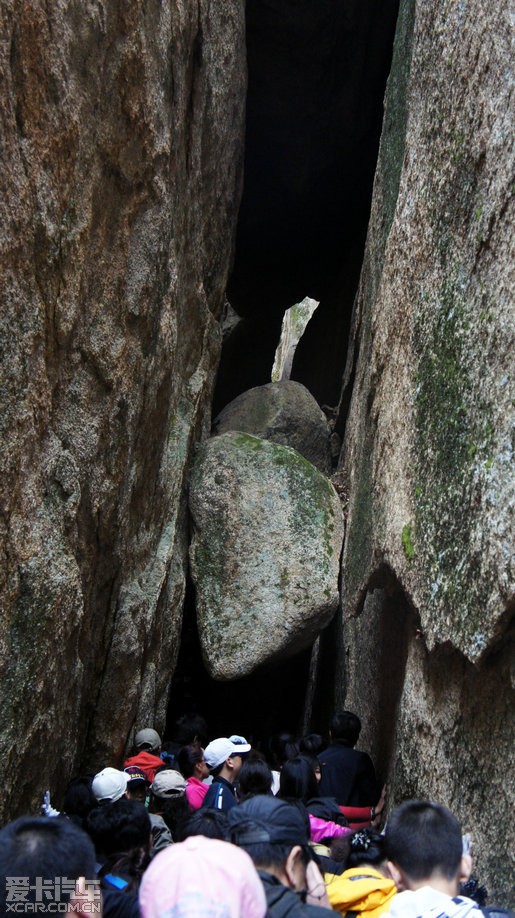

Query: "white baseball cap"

xmin=229 ymin=735 xmax=249 ymax=745
xmin=92 ymin=767 xmax=130 ymax=803
xmin=204 ymin=738 xmax=251 ymax=769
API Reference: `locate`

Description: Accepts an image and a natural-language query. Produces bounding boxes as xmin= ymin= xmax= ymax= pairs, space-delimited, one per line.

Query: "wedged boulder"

xmin=189 ymin=431 xmax=344 ymax=679
xmin=212 ymin=381 xmax=333 ymax=474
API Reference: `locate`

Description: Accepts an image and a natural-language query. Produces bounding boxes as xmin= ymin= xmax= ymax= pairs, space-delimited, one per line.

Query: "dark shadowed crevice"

xmin=167 ymin=575 xmax=313 ymax=745
xmin=170 ymin=0 xmax=404 ymax=743
xmin=214 ymin=0 xmax=400 ymax=414
xmin=312 ymin=564 xmax=417 ymax=778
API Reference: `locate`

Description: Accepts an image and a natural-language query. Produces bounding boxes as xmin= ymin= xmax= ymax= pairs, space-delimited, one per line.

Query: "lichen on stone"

xmin=189 ymin=431 xmax=344 ymax=680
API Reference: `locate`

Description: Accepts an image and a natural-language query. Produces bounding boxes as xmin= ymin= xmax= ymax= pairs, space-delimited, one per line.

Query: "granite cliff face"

xmin=0 ymin=0 xmax=245 ymax=817
xmin=337 ymin=0 xmax=514 ymax=900
xmin=0 ymin=0 xmax=513 ymax=901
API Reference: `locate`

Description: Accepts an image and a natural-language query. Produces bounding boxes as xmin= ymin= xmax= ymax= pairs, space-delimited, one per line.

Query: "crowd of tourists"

xmin=0 ymin=711 xmax=509 ymax=917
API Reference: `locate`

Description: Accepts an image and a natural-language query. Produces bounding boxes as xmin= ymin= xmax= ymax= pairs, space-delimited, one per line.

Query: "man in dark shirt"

xmin=318 ymin=710 xmax=379 ymax=807
xmin=202 ymin=736 xmax=250 ymax=811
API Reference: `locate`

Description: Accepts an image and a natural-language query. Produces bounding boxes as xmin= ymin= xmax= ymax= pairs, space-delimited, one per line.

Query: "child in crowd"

xmin=326 ymin=829 xmax=396 ymax=916
xmin=384 ymin=801 xmax=511 ymax=918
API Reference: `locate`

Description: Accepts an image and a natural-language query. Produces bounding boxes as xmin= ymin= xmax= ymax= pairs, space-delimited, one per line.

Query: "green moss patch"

xmin=401 ymin=522 xmax=415 ymax=561
xmin=413 ymin=268 xmax=497 ymax=647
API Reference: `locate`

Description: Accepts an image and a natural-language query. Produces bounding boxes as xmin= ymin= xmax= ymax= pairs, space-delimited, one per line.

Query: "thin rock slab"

xmin=189 ymin=431 xmax=344 ymax=680
xmin=212 ymin=380 xmax=333 ymax=473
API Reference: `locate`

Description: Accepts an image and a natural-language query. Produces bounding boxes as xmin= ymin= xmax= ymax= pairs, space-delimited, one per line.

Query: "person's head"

xmin=124 ymin=767 xmax=149 ymax=804
xmin=204 ymin=737 xmax=251 ymax=781
xmin=238 ymin=757 xmax=273 ymax=801
xmin=346 ymin=829 xmax=388 ymax=870
xmin=268 ymin=732 xmax=299 ymax=769
xmin=61 ymin=775 xmax=97 ymax=827
xmin=86 ymin=797 xmax=151 ymax=858
xmin=228 ymin=795 xmax=313 ymax=893
xmin=330 ymin=711 xmax=361 ymax=746
xmin=161 ymin=794 xmax=191 ymax=842
xmin=176 ymin=742 xmax=209 ymax=782
xmin=173 ymin=713 xmax=209 ymax=748
xmin=134 ymin=728 xmax=161 ymax=754
xmin=139 ymin=835 xmax=266 ymax=917
xmin=86 ymin=797 xmax=151 ymax=892
xmin=299 ymin=733 xmax=325 ymax=758
xmin=298 ymin=751 xmax=322 ymax=784
xmin=92 ymin=766 xmax=129 ymax=804
xmin=149 ymin=769 xmax=187 ymax=813
xmin=0 ymin=817 xmax=98 ymax=913
xmin=385 ymin=801 xmax=472 ymax=894
xmin=183 ymin=807 xmax=229 ymax=841
xmin=279 ymin=755 xmax=319 ymax=804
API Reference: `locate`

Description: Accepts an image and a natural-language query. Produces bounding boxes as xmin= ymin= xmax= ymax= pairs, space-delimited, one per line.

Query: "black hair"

xmin=279 ymin=756 xmax=319 ymax=804
xmin=229 ymin=817 xmax=312 ymax=872
xmin=148 ymin=783 xmax=186 ymax=814
xmin=184 ymin=807 xmax=229 ymax=840
xmin=330 ymin=711 xmax=361 ymax=746
xmin=299 ymin=734 xmax=325 ymax=757
xmin=238 ymin=758 xmax=273 ymax=801
xmin=86 ymin=797 xmax=151 ymax=858
xmin=173 ymin=713 xmax=209 ymax=747
xmin=61 ymin=775 xmax=98 ymax=828
xmin=236 ymin=840 xmax=294 ymax=871
xmin=176 ymin=742 xmax=204 ymax=779
xmin=268 ymin=732 xmax=299 ymax=769
xmin=0 ymin=817 xmax=96 ymax=909
xmin=298 ymin=752 xmax=321 ymax=779
xmin=346 ymin=830 xmax=387 ymax=868
xmin=210 ymin=762 xmax=225 ymax=779
xmin=126 ymin=781 xmax=148 ymax=804
xmin=161 ymin=794 xmax=191 ymax=842
xmin=86 ymin=798 xmax=151 ymax=893
xmin=385 ymin=801 xmax=463 ymax=881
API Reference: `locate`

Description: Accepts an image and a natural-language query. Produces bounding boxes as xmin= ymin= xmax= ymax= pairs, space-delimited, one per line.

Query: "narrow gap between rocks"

xmin=168 ymin=0 xmax=401 ymax=741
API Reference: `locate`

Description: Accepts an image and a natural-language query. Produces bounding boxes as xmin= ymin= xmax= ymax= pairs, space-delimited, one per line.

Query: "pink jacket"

xmin=308 ymin=813 xmax=352 ymax=843
xmin=186 ymin=776 xmax=209 ymax=810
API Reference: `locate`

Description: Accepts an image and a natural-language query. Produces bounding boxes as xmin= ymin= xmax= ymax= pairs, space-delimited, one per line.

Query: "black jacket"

xmin=318 ymin=741 xmax=379 ymax=806
xmin=258 ymin=871 xmax=331 ymax=917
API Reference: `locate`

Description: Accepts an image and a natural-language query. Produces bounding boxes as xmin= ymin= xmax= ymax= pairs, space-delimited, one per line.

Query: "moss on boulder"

xmin=189 ymin=431 xmax=344 ymax=679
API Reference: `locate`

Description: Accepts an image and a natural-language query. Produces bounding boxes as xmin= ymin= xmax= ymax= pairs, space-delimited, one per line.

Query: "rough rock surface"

xmin=212 ymin=381 xmax=333 ymax=474
xmin=336 ymin=0 xmax=514 ymax=901
xmin=0 ymin=0 xmax=245 ymax=819
xmin=189 ymin=432 xmax=344 ymax=680
xmin=272 ymin=298 xmax=319 ymax=382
